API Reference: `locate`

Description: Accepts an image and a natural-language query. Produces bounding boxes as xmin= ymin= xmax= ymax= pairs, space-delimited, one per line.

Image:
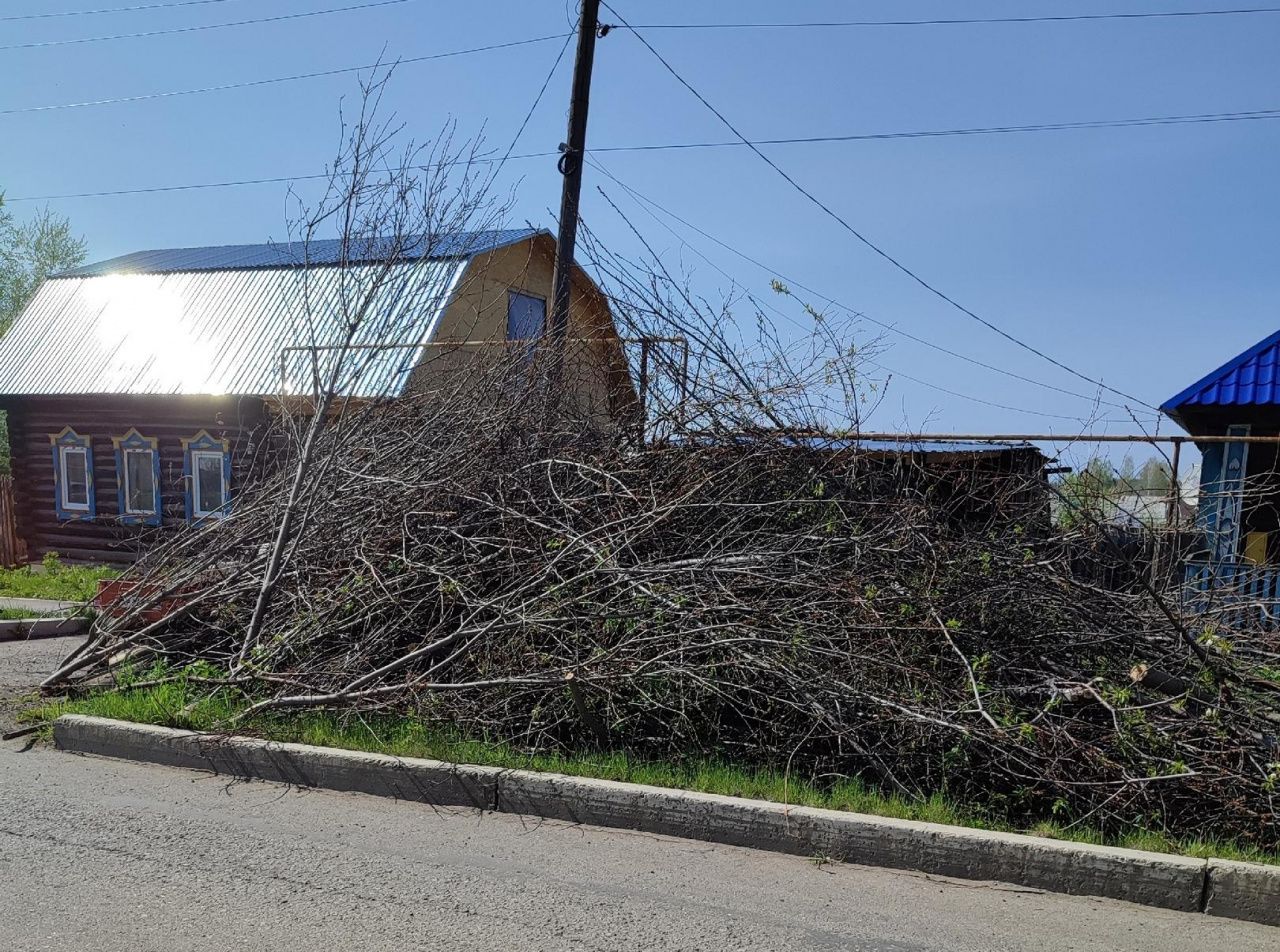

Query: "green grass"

xmin=26 ymin=675 xmax=1280 ymax=869
xmin=0 ymin=607 xmax=81 ymax=620
xmin=0 ymin=558 xmax=118 ymax=602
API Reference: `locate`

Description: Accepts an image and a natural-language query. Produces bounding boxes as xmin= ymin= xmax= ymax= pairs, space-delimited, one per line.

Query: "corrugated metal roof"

xmin=56 ymin=228 xmax=541 ymax=278
xmin=675 ymin=434 xmax=1040 ymax=456
xmin=1162 ymin=328 xmax=1280 ymax=416
xmin=0 ymin=256 xmax=472 ymax=397
xmin=0 ymin=229 xmax=549 ymax=398
xmin=790 ymin=436 xmax=1039 ymax=455
xmin=836 ymin=438 xmax=1037 ymax=455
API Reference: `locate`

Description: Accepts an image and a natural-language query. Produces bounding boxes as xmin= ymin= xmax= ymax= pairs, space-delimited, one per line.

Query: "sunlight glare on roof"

xmin=86 ymin=274 xmax=223 ymax=394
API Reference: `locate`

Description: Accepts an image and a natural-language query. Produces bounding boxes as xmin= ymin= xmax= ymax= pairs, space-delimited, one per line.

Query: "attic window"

xmin=507 ymin=291 xmax=545 ymax=366
xmin=182 ymin=430 xmax=231 ymax=521
xmin=49 ymin=427 xmax=95 ymax=521
xmin=113 ymin=429 xmax=161 ymax=526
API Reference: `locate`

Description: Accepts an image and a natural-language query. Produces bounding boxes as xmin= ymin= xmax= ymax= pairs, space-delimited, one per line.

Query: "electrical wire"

xmin=0 ymin=33 xmax=571 ymax=115
xmin=602 ymin=1 xmax=1159 ymax=412
xmin=12 ymin=101 xmax=1280 ymax=201
xmin=493 ymin=30 xmax=574 ymax=174
xmin=618 ymin=7 xmax=1280 ymax=29
xmin=0 ymin=0 xmax=247 ymax=21
xmin=587 ymin=155 xmax=1150 ymax=422
xmin=2 ymin=34 xmax=573 ymax=204
xmin=0 ymin=0 xmax=413 ymax=52
xmin=591 ymin=155 xmax=1133 ymax=426
xmin=861 ymin=360 xmax=1132 ymax=423
xmin=588 ymin=109 xmax=1280 ymax=151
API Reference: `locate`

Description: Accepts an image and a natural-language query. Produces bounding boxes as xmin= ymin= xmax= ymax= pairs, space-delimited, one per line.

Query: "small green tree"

xmin=0 ymin=194 xmax=87 ymax=336
xmin=1054 ymin=457 xmax=1117 ymax=528
xmin=0 ymin=193 xmax=88 ymax=473
xmin=1137 ymin=457 xmax=1172 ymax=492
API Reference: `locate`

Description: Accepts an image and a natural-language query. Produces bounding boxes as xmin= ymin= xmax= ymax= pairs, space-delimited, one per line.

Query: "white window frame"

xmin=121 ymin=446 xmax=158 ymax=516
xmin=190 ymin=448 xmax=228 ymax=519
xmin=58 ymin=445 xmax=91 ymax=512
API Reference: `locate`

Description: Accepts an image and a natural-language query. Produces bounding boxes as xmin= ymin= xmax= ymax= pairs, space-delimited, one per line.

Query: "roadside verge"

xmin=51 ymin=713 xmax=1280 ymax=927
xmin=0 ymin=617 xmax=89 ymax=642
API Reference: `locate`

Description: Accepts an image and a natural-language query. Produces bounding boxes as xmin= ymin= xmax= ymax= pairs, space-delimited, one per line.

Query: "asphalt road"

xmin=3 ymin=638 xmax=1278 ymax=951
xmin=0 ymin=633 xmax=76 ymax=735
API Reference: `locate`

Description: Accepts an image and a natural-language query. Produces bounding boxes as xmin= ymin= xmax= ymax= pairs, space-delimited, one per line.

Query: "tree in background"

xmin=1053 ymin=454 xmax=1175 ymax=527
xmin=0 ymin=194 xmax=87 ymax=335
xmin=0 ymin=194 xmax=88 ymax=472
xmin=1054 ymin=457 xmax=1117 ymax=527
xmin=1137 ymin=456 xmax=1172 ymax=492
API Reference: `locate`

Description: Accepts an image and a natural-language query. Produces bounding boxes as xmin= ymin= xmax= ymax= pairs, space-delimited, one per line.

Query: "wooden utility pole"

xmin=549 ymin=0 xmax=602 ymax=367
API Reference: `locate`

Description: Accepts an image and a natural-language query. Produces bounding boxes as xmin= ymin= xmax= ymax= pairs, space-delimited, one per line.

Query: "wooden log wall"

xmin=0 ymin=395 xmax=267 ymax=564
xmin=0 ymin=476 xmax=26 ymax=568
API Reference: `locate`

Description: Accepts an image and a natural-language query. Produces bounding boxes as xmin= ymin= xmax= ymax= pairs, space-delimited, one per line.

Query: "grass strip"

xmin=0 ymin=560 xmax=117 ymax=602
xmin=26 ymin=674 xmax=1280 ymax=869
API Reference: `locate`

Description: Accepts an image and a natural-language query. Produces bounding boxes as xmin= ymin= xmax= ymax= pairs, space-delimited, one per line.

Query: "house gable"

xmin=1162 ymin=327 xmax=1280 ymax=430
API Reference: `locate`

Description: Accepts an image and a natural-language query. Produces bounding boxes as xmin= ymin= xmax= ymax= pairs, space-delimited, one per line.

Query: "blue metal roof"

xmin=1161 ymin=327 xmax=1280 ymax=414
xmin=56 ymin=228 xmax=543 ymax=278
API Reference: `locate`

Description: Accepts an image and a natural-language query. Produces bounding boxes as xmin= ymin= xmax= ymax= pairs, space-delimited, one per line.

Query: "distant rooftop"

xmin=56 ymin=228 xmax=543 ymax=279
xmin=675 ymin=433 xmax=1043 ymax=457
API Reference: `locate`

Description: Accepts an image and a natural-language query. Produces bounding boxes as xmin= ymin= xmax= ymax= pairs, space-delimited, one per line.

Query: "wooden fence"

xmin=0 ymin=475 xmax=26 ymax=568
xmin=1183 ymin=560 xmax=1280 ymax=630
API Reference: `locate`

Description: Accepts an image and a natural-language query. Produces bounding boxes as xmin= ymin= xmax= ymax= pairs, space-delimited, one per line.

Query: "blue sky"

xmin=1 ymin=0 xmax=1277 ymax=447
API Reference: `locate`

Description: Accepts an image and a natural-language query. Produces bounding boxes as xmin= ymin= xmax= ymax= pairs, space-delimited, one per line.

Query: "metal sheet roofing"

xmin=56 ymin=228 xmax=540 ymax=277
xmin=676 ymin=434 xmax=1039 ymax=455
xmin=1161 ymin=328 xmax=1280 ymax=415
xmin=0 ymin=230 xmax=540 ymax=398
xmin=826 ymin=438 xmax=1037 ymax=455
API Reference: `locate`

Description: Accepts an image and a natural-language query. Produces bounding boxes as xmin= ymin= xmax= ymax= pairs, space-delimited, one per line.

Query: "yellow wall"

xmin=407 ymin=234 xmax=637 ymax=426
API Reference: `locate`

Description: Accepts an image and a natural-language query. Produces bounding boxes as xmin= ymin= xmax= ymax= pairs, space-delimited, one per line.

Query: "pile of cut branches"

xmin=44 ymin=385 xmax=1280 ymax=849
xmin=40 ymin=72 xmax=1280 ymax=849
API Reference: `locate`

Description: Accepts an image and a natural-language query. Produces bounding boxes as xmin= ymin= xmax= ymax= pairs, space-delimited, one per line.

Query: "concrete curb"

xmin=0 ymin=617 xmax=88 ymax=642
xmin=52 ymin=714 xmax=1280 ymax=928
xmin=0 ymin=597 xmax=81 ymax=613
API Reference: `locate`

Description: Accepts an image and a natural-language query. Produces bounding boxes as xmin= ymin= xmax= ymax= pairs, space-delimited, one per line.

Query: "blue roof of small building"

xmin=56 ymin=228 xmax=542 ymax=278
xmin=1161 ymin=327 xmax=1280 ymax=415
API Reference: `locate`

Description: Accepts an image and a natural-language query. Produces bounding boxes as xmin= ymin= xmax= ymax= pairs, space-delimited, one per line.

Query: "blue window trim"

xmin=112 ymin=428 xmax=162 ymax=527
xmin=49 ymin=426 xmax=96 ymax=522
xmin=181 ymin=430 xmax=232 ymax=523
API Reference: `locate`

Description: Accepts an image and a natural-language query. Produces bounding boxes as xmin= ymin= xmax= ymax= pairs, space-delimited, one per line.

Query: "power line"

xmin=493 ymin=31 xmax=574 ymax=175
xmin=0 ymin=39 xmax=572 ymax=264
xmin=12 ymin=101 xmax=1280 ymax=201
xmin=0 ymin=0 xmax=247 ymax=21
xmin=862 ymin=360 xmax=1127 ymax=423
xmin=0 ymin=33 xmax=571 ymax=115
xmin=618 ymin=7 xmax=1280 ymax=29
xmin=5 ymin=171 xmax=338 ymax=201
xmin=0 ymin=0 xmax=412 ymax=52
xmin=2 ymin=153 xmax=553 ymax=204
xmin=588 ymin=108 xmax=1280 ymax=151
xmin=590 ymin=155 xmax=1134 ymax=426
xmin=602 ymin=1 xmax=1159 ymax=412
xmin=587 ymin=155 xmax=1148 ymax=420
